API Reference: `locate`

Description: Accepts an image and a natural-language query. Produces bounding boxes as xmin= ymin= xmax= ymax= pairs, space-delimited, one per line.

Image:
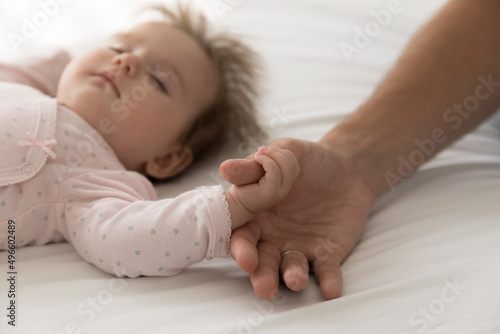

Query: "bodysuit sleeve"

xmin=0 ymin=50 xmax=71 ymax=97
xmin=56 ymin=171 xmax=232 ymax=277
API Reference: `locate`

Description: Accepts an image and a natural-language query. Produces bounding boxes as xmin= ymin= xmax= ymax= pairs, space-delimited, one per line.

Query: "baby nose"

xmin=113 ymin=54 xmax=138 ymax=77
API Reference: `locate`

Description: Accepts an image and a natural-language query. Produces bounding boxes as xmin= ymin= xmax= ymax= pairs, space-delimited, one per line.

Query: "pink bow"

xmin=18 ymin=131 xmax=58 ymax=159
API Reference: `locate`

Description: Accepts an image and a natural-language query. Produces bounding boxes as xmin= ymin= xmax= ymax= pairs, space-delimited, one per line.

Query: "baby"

xmin=0 ymin=3 xmax=299 ymax=277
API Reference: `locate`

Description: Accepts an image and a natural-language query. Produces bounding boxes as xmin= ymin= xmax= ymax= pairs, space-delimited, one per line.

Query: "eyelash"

xmin=108 ymin=46 xmax=168 ymax=94
xmin=149 ymin=73 xmax=167 ymax=93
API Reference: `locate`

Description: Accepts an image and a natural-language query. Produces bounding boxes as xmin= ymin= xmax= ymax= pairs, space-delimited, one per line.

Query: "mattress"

xmin=1 ymin=1 xmax=499 ymax=333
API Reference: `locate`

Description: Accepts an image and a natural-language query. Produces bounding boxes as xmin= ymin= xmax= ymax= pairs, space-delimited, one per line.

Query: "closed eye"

xmin=109 ymin=46 xmax=168 ymax=94
xmin=109 ymin=46 xmax=124 ymax=54
xmin=149 ymin=74 xmax=167 ymax=94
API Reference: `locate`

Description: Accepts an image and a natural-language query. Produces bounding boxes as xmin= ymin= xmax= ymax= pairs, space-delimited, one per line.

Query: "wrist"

xmin=225 ymin=189 xmax=255 ymax=231
xmin=320 ymin=119 xmax=396 ymax=196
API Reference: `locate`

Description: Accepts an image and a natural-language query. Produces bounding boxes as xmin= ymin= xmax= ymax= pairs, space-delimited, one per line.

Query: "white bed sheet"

xmin=1 ymin=1 xmax=500 ymax=333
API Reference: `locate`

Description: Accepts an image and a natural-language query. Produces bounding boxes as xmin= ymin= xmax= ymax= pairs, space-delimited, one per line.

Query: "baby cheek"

xmin=136 ymin=116 xmax=176 ymax=149
xmin=125 ymin=98 xmax=187 ymax=144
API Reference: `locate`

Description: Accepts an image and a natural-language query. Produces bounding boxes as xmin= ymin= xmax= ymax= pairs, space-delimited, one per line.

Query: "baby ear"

xmin=145 ymin=146 xmax=193 ymax=180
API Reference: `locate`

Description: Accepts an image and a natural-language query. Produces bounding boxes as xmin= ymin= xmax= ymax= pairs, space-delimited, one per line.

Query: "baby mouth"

xmin=97 ymin=72 xmax=121 ymax=98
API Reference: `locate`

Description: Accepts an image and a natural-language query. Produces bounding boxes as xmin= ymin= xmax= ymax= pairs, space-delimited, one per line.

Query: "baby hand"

xmin=224 ymin=146 xmax=300 ymax=230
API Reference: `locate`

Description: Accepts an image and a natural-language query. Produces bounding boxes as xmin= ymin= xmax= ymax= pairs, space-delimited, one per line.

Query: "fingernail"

xmin=258 ymin=146 xmax=267 ymax=153
xmin=288 ymin=279 xmax=299 ymax=291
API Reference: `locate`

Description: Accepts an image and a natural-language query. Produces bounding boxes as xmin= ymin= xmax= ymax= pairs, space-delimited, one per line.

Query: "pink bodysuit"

xmin=0 ymin=51 xmax=232 ymax=277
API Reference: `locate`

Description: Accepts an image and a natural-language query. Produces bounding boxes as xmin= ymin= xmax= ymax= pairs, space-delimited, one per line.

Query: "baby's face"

xmin=57 ymin=22 xmax=221 ymax=177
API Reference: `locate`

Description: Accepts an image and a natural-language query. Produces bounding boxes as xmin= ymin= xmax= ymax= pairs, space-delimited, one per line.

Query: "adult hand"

xmin=220 ymin=0 xmax=500 ymax=302
xmin=220 ymin=138 xmax=378 ymax=300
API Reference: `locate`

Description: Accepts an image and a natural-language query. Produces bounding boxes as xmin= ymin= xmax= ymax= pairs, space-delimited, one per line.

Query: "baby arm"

xmin=58 ymin=147 xmax=296 ymax=278
xmin=60 ymin=172 xmax=234 ymax=278
xmin=224 ymin=146 xmax=300 ymax=230
xmin=0 ymin=50 xmax=70 ymax=96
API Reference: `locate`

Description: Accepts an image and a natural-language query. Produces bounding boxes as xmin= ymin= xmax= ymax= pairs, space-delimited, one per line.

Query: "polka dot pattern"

xmin=0 ymin=82 xmax=231 ymax=277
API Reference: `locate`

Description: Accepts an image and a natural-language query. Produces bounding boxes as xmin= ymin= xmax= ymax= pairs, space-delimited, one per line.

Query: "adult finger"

xmin=230 ymin=222 xmax=261 ymax=273
xmin=312 ymin=257 xmax=343 ymax=300
xmin=280 ymin=252 xmax=310 ymax=292
xmin=220 ymin=157 xmax=264 ymax=186
xmin=250 ymin=242 xmax=281 ymax=300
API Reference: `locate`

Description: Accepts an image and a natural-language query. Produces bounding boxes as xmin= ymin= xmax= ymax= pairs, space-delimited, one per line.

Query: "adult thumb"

xmin=220 ymin=156 xmax=264 ymax=186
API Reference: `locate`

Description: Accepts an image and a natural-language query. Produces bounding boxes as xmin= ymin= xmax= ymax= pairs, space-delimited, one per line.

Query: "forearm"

xmin=62 ymin=183 xmax=232 ymax=277
xmin=323 ymin=0 xmax=500 ymax=194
